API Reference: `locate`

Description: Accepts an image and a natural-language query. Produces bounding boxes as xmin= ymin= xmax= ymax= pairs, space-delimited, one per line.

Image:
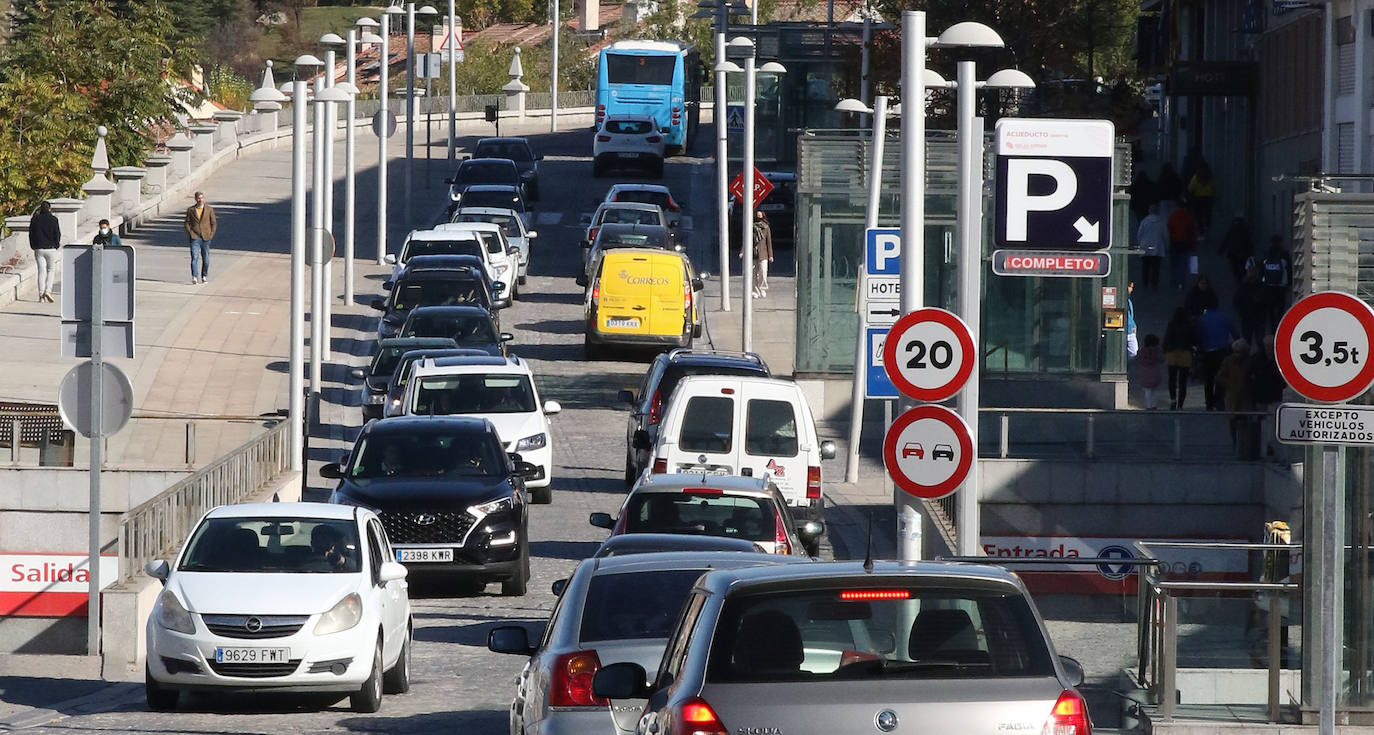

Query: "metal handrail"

xmin=985 ymin=407 xmax=1277 ymax=462
xmin=116 ymin=419 xmax=289 ymax=584
xmin=1132 ymin=540 xmax=1300 ymax=724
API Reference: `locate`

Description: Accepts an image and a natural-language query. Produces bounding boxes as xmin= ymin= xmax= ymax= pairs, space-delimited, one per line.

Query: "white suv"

xmin=387 ymin=226 xmax=517 ymax=303
xmin=400 ymin=355 xmax=560 ymax=503
xmin=593 ymin=114 xmax=665 ymax=177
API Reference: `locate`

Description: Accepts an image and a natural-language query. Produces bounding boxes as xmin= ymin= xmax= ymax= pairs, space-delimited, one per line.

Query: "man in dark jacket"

xmin=28 ymin=201 xmax=61 ymax=303
xmin=751 ymin=210 xmax=773 ymax=298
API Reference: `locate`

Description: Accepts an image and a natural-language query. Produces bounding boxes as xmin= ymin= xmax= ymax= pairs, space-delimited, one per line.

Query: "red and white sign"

xmin=992 ymin=250 xmax=1111 ymax=277
xmin=1275 ymin=291 xmax=1374 ymax=403
xmin=981 ymin=536 xmax=1251 ymax=595
xmin=0 ymin=553 xmax=118 ymax=617
xmin=883 ymin=405 xmax=974 ymax=499
xmin=881 ymin=308 xmax=975 ymax=402
xmin=729 ymin=168 xmax=774 ymax=210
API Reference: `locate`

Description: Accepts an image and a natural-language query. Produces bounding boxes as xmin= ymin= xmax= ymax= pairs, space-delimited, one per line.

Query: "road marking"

xmin=535 ymin=212 xmax=563 ymax=225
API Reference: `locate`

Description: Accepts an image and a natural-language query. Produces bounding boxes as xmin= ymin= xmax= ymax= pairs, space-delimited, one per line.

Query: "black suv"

xmin=356 ymin=337 xmax=457 ymax=421
xmin=617 ymin=349 xmax=771 ymax=485
xmin=373 ymin=265 xmax=497 ymax=340
xmin=322 ymin=416 xmax=535 ymax=595
xmin=446 ymin=158 xmax=520 ymax=215
xmin=472 ymin=137 xmax=542 ymax=201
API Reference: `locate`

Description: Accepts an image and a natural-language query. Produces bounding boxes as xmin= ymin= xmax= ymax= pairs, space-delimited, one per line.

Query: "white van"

xmin=638 ymin=376 xmax=835 ymax=521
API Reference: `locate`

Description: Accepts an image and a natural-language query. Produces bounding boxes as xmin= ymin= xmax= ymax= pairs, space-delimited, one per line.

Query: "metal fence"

xmin=116 ymin=419 xmax=290 ymax=584
xmin=351 ymin=89 xmax=596 ymax=120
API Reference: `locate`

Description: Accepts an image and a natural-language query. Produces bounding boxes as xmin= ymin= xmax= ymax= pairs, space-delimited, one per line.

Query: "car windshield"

xmin=599 ymin=231 xmax=667 ymax=249
xmin=390 ymin=278 xmax=488 ymax=312
xmin=604 ymin=119 xmax=655 ymax=135
xmin=369 ymin=346 xmax=411 ymax=378
xmin=402 ymin=314 xmax=498 ymax=344
xmin=347 ymin=431 xmax=507 ymax=478
xmin=178 ymin=517 xmax=362 ymax=574
xmin=659 ymin=364 xmax=767 ymax=405
xmin=623 ymin=492 xmax=775 ymax=541
xmin=413 ymin=373 xmax=536 ymax=415
xmin=601 ymin=208 xmax=661 ymax=226
xmin=405 ymin=239 xmax=483 ymax=260
xmin=475 ymin=231 xmax=506 ymax=254
xmin=580 ymin=569 xmax=705 ymax=642
xmin=475 ymin=141 xmax=533 ymax=162
xmin=458 ymin=161 xmax=515 ymax=185
xmin=462 ymin=190 xmax=522 ymax=211
xmin=455 ymin=213 xmax=521 ymax=239
xmin=705 ymin=587 xmax=1056 ymax=682
xmin=615 ymin=190 xmax=672 ymax=209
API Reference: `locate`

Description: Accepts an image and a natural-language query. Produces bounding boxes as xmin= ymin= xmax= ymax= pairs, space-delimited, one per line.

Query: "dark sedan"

xmin=472 ymin=137 xmax=542 ymax=201
xmin=398 ymin=305 xmax=512 ymax=356
xmin=355 ymin=337 xmax=457 ymax=422
xmin=322 ymin=416 xmax=536 ymax=595
xmin=373 ymin=266 xmax=497 ymax=340
xmin=446 ymin=158 xmax=520 ymax=214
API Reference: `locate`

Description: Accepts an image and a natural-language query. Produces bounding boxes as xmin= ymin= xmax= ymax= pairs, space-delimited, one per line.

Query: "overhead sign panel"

xmin=994 ymin=119 xmax=1114 ymax=251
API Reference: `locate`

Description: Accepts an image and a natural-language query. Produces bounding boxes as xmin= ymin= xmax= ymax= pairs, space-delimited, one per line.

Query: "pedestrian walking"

xmin=750 ymin=210 xmax=773 ymax=298
xmin=1163 ymin=308 xmax=1196 ymax=410
xmin=1216 ymin=338 xmax=1255 ymax=454
xmin=1259 ymin=236 xmax=1292 ymax=333
xmin=1137 ymin=203 xmax=1168 ymax=290
xmin=1167 ymin=201 xmax=1198 ymax=289
xmin=93 ymin=219 xmax=121 ymax=247
xmin=1187 ymin=161 xmax=1216 ymax=236
xmin=1137 ymin=333 xmax=1164 ymax=409
xmin=1219 ymin=214 xmax=1252 ymax=284
xmin=1183 ymin=275 xmax=1219 ymax=318
xmin=1234 ymin=265 xmax=1267 ymax=347
xmin=1126 ymin=280 xmax=1139 ymax=358
xmin=1198 ymin=306 xmax=1240 ymax=410
xmin=28 ymin=201 xmax=61 ymax=303
xmin=184 ymin=191 xmax=217 ymax=285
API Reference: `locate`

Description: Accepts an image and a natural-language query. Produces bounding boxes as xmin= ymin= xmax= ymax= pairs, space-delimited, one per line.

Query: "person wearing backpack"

xmin=1259 ymin=236 xmax=1292 ymax=332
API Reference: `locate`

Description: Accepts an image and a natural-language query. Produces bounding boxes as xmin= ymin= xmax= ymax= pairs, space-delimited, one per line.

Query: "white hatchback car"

xmin=451 ymin=207 xmax=537 ymax=285
xmin=387 ymin=226 xmax=517 ymax=303
xmin=400 ymin=354 xmax=560 ymax=504
xmin=143 ymin=502 xmax=412 ymax=713
xmin=593 ymin=114 xmax=665 ymax=177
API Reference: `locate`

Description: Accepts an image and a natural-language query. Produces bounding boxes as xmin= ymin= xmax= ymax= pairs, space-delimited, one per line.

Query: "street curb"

xmin=0 ymin=681 xmax=140 ymax=732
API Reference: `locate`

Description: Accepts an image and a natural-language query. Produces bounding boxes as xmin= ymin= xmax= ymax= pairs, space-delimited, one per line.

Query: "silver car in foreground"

xmin=593 ymin=561 xmax=1093 ymax=735
xmin=487 ymin=551 xmax=808 ymax=735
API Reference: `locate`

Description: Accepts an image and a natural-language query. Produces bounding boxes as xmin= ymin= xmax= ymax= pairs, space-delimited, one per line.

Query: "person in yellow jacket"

xmin=184 ymin=191 xmax=217 ymax=284
xmin=1186 ymin=161 xmax=1215 ymax=236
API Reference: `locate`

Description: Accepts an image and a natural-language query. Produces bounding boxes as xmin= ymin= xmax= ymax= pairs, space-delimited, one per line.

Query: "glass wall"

xmin=794 ymin=131 xmax=1132 ymax=378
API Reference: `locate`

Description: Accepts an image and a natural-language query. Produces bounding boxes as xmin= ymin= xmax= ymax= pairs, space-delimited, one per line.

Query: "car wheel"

xmin=145 ymin=664 xmax=178 ymax=712
xmin=584 ymin=333 xmax=601 ymax=361
xmin=531 ymin=484 xmax=552 ymax=504
xmin=382 ymin=626 xmax=412 ymax=694
xmin=501 ymin=544 xmax=529 ymax=596
xmin=350 ymin=641 xmax=384 ymax=713
xmin=517 ymin=274 xmax=527 ymax=286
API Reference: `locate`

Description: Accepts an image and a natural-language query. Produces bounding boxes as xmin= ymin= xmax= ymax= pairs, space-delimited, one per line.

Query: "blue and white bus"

xmin=596 ymin=40 xmax=701 ymax=155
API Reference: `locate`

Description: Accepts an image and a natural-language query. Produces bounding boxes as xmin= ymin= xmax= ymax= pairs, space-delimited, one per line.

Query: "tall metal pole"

xmin=860 ymin=4 xmax=871 ymax=127
xmin=405 ymin=2 xmax=416 ymax=229
xmin=551 ymin=0 xmax=560 ymax=132
xmin=1319 ymin=446 xmax=1342 ymax=735
xmin=311 ymin=77 xmax=325 ymax=398
xmin=448 ymin=0 xmax=458 ymax=162
xmin=741 ymin=50 xmax=756 ymax=352
xmin=87 ymin=240 xmax=104 ymax=657
xmin=897 ymin=10 xmax=927 ymax=561
xmin=377 ymin=12 xmax=391 ymax=264
xmin=345 ymin=31 xmax=357 ymax=306
xmin=290 ymin=81 xmax=307 ymax=472
xmin=715 ymin=19 xmax=730 ymax=312
xmin=322 ymin=49 xmax=336 ymax=361
xmin=954 ymin=61 xmax=982 ymax=556
xmin=845 ymin=95 xmax=887 ymax=483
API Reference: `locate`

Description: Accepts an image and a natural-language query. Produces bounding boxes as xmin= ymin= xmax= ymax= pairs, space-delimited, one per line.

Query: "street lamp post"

xmin=379 ymin=6 xmax=403 ymax=264
xmin=287 ymin=56 xmax=322 ymax=472
xmin=403 ymin=5 xmax=439 ymax=228
xmin=550 ymin=0 xmax=559 ymax=132
xmin=448 ymin=0 xmax=458 ymax=161
xmin=694 ymin=0 xmax=748 ymax=313
xmin=320 ymin=35 xmax=344 ymax=361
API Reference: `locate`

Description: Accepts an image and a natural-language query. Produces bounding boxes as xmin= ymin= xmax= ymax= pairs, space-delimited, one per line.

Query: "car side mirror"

xmin=593 ymin=662 xmax=651 ymax=700
xmin=699 ymin=272 xmax=711 ymax=280
xmin=384 ymin=254 xmax=398 ymax=265
xmin=1059 ymin=656 xmax=1085 ymax=688
xmin=543 ymin=400 xmax=562 ymax=415
xmin=378 ymin=561 xmax=408 ymax=583
xmin=819 ymin=440 xmax=837 ymax=460
xmin=144 ymin=559 xmax=170 ymax=582
xmin=516 ymin=461 xmax=540 ymax=479
xmin=500 ymin=332 xmax=515 ymax=342
xmin=575 ymin=274 xmax=589 ymax=288
xmin=507 ymin=246 xmax=521 ymax=256
xmin=488 ymin=625 xmax=536 ymax=656
xmin=617 ymin=389 xmax=635 ymax=405
xmin=797 ymin=520 xmax=825 ymax=542
xmin=527 ymin=231 xmax=538 ymax=239
xmin=589 ymin=512 xmax=615 ymax=529
xmin=551 ymin=578 xmax=568 ymax=596
xmin=632 ymin=430 xmax=652 ymax=451
xmin=350 ymin=367 xmax=367 ymax=380
xmin=382 ymin=281 xmax=393 ymax=291
xmin=691 ymin=277 xmax=704 ymax=291
xmin=320 ymin=462 xmax=345 ymax=479
xmin=370 ymin=298 xmax=387 ymax=311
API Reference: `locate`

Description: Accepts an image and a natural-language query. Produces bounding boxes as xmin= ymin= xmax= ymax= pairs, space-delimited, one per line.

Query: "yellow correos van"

xmin=584 ymin=248 xmax=703 ymax=359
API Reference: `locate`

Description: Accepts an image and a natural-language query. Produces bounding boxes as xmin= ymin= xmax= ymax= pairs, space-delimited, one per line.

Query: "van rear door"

xmin=596 ymin=253 xmax=653 ymax=337
xmin=739 ymin=382 xmax=806 ymax=506
xmin=647 ymin=254 xmax=686 ymax=338
xmin=665 ymin=383 xmax=739 ymax=475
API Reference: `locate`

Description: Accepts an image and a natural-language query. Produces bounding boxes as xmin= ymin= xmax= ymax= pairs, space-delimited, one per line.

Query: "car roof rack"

xmin=666 ymin=348 xmax=766 ymax=365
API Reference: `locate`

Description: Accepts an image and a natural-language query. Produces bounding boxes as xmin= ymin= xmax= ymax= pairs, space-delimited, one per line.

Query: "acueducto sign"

xmin=0 ymin=553 xmax=118 ymax=616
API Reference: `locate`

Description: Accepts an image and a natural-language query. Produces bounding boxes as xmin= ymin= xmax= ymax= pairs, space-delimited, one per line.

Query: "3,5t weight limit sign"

xmin=882 ymin=308 xmax=975 ymax=402
xmin=1276 ymin=291 xmax=1374 ymax=403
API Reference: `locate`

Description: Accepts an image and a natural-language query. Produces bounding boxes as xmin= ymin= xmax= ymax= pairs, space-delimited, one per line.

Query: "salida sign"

xmin=0 ymin=553 xmax=118 ymax=616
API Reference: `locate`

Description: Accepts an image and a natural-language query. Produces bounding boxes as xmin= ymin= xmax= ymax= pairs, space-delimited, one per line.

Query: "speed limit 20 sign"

xmin=882 ymin=308 xmax=975 ymax=402
xmin=1275 ymin=291 xmax=1374 ymax=403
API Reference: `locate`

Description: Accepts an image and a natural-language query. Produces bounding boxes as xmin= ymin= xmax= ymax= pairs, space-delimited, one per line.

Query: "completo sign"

xmin=1276 ymin=403 xmax=1374 ymax=445
xmin=992 ymin=250 xmax=1111 ymax=277
xmin=0 ymin=553 xmax=118 ymax=616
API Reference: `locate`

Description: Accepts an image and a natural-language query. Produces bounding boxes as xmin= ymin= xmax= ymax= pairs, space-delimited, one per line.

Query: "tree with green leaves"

xmin=0 ymin=69 xmax=90 ymax=216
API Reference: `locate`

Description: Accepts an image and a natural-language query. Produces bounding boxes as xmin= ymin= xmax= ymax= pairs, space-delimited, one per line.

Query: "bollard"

xmin=10 ymin=419 xmax=20 ymax=463
xmin=185 ymin=422 xmax=196 ymax=467
xmin=998 ymin=413 xmax=1009 ymax=459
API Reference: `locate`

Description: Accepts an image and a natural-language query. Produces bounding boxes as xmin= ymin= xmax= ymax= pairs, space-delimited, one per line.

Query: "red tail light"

xmin=806 ymin=466 xmax=821 ymax=499
xmin=548 ymin=651 xmax=606 ymax=707
xmin=596 ymin=134 xmax=612 ymax=142
xmin=666 ymin=196 xmax=681 ymax=211
xmin=587 ymin=226 xmax=599 ymax=242
xmin=652 ymin=457 xmax=668 ymax=474
xmin=591 ymin=280 xmax=601 ymax=303
xmin=1042 ymin=690 xmax=1092 ymax=735
xmin=647 ymin=135 xmax=662 ymax=143
xmin=840 ymin=589 xmax=910 ymax=600
xmin=672 ymin=106 xmax=681 ymax=113
xmin=649 ymin=390 xmax=662 ymax=424
xmin=773 ymin=511 xmax=792 ymax=555
xmin=674 ymin=696 xmax=727 ymax=735
xmin=596 ymin=104 xmax=605 ymax=123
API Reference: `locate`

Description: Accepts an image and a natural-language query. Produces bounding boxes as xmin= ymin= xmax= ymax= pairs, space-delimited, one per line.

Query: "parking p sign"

xmin=994 ymin=119 xmax=1114 ymax=251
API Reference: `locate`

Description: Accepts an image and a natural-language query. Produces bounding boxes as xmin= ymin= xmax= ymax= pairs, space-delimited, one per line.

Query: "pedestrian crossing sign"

xmin=726 ymin=104 xmax=744 ymax=132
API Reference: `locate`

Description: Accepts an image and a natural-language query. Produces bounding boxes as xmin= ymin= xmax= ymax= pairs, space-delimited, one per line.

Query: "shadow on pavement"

xmin=341 ymin=708 xmax=510 ymax=732
xmin=412 ymin=618 xmax=545 ymax=647
xmin=512 ymin=318 xmax=582 ymax=335
xmin=529 ymin=539 xmax=599 ymax=561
